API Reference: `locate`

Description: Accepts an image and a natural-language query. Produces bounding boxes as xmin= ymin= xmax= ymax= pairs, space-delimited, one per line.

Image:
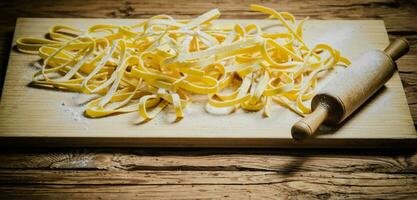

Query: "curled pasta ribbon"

xmin=16 ymin=5 xmax=350 ymax=122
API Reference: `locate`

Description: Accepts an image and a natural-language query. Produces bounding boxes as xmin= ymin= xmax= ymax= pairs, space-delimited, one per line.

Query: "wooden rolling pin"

xmin=291 ymin=38 xmax=410 ymax=141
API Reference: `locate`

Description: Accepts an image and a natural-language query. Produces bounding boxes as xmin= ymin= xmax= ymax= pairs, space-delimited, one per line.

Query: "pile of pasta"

xmin=16 ymin=5 xmax=350 ymax=122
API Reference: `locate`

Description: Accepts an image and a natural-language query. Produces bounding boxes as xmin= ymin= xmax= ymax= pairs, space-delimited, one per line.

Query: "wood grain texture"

xmin=0 ymin=148 xmax=417 ymax=199
xmin=1 ymin=148 xmax=417 ymax=173
xmin=2 ymin=184 xmax=416 ymax=200
xmin=0 ymin=0 xmax=416 ymax=199
xmin=0 ymin=18 xmax=415 ymax=147
xmin=0 ymin=171 xmax=416 ymax=199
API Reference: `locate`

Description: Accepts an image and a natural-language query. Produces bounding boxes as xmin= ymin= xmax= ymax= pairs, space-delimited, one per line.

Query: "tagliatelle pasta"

xmin=16 ymin=5 xmax=350 ymax=122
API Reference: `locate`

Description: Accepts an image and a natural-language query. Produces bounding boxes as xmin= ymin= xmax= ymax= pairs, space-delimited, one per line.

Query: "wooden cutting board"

xmin=0 ymin=18 xmax=415 ymax=148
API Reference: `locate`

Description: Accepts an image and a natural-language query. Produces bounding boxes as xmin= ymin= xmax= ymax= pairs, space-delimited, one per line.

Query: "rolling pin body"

xmin=291 ymin=38 xmax=409 ymax=140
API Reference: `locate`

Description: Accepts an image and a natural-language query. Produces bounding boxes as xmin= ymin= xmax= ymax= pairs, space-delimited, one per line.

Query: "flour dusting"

xmin=58 ymin=93 xmax=92 ymax=129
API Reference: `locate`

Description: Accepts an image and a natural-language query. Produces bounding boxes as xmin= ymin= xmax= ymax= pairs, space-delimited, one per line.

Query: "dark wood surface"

xmin=0 ymin=0 xmax=416 ymax=199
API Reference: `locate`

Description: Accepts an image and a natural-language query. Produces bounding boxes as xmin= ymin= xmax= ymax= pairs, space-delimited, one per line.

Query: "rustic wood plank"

xmin=0 ymin=0 xmax=415 ymax=37
xmin=1 ymin=148 xmax=416 ymax=198
xmin=2 ymin=170 xmax=417 ymax=186
xmin=0 ymin=182 xmax=416 ymax=200
xmin=0 ymin=169 xmax=411 ymax=199
xmin=1 ymin=149 xmax=416 ymax=173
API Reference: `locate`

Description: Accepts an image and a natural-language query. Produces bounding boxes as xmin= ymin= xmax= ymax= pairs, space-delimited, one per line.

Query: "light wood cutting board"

xmin=0 ymin=18 xmax=415 ymax=148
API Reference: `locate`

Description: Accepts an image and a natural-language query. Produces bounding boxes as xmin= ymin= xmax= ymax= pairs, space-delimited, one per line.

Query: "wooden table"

xmin=0 ymin=0 xmax=416 ymax=199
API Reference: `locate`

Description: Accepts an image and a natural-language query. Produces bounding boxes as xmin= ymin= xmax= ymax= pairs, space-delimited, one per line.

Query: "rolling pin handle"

xmin=291 ymin=104 xmax=329 ymax=141
xmin=384 ymin=38 xmax=410 ymax=61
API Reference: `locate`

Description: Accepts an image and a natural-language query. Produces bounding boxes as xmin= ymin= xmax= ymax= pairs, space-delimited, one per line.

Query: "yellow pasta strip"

xmin=16 ymin=5 xmax=350 ymax=122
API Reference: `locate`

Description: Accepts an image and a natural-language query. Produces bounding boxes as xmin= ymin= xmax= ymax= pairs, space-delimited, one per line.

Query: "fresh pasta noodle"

xmin=16 ymin=5 xmax=350 ymax=122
